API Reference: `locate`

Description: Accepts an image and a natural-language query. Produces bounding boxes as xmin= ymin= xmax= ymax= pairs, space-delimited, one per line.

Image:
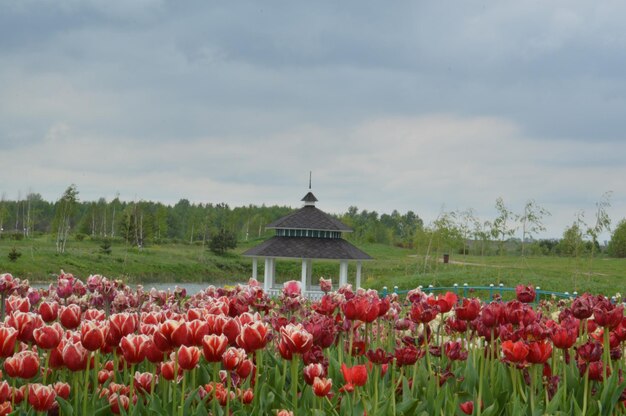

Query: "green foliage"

xmin=556 ymin=222 xmax=586 ymax=257
xmin=100 ymin=238 xmax=112 ymax=255
xmin=608 ymin=219 xmax=626 ymax=258
xmin=7 ymin=247 xmax=21 ymax=262
xmin=209 ymin=229 xmax=237 ymax=255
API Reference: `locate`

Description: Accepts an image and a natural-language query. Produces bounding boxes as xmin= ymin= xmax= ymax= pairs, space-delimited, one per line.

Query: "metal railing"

xmin=379 ymin=283 xmax=579 ymax=304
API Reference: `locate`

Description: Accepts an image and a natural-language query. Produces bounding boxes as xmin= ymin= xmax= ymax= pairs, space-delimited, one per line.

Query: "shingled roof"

xmin=265 ymin=206 xmax=352 ymax=232
xmin=242 ymin=237 xmax=372 ymax=260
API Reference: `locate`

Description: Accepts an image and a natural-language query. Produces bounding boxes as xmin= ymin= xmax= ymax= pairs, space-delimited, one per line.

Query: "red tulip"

xmin=0 ymin=402 xmax=11 ymax=416
xmin=4 ymin=351 xmax=40 ymax=379
xmin=455 ymin=298 xmax=481 ymax=321
xmin=33 ymin=323 xmax=64 ymax=350
xmin=342 ymin=295 xmax=380 ymax=323
xmin=37 ymin=301 xmax=59 ymax=323
xmin=527 ymin=341 xmax=552 ymax=364
xmin=221 ymin=347 xmax=246 ymax=371
xmin=160 ymin=361 xmax=177 ymax=381
xmin=28 ymin=384 xmax=57 ymax=412
xmin=202 ymin=334 xmax=229 ymax=362
xmin=313 ymin=377 xmax=332 ymax=397
xmin=572 ymin=295 xmax=594 ymax=320
xmin=280 ymin=323 xmax=313 ymax=355
xmin=108 ymin=393 xmax=130 ymax=415
xmin=551 ymin=326 xmax=577 ymax=349
xmin=177 ymin=345 xmax=201 ymax=370
xmin=53 ymin=382 xmax=71 ymax=400
xmin=120 ymin=334 xmax=149 ymax=365
xmin=236 ymin=321 xmax=270 ymax=353
xmin=140 ymin=338 xmax=165 ymax=364
xmin=0 ymin=380 xmax=11 ymax=402
xmin=59 ymin=304 xmax=82 ymax=329
xmin=188 ymin=320 xmax=210 ymax=346
xmin=410 ymin=301 xmax=439 ymax=323
xmin=5 ymin=295 xmax=29 ymax=315
xmin=62 ymin=340 xmax=89 ymax=371
xmin=480 ymin=303 xmax=505 ymax=328
xmin=593 ymin=302 xmax=624 ymax=329
xmin=444 ymin=341 xmax=468 ymax=361
xmin=221 ymin=317 xmax=241 ymax=346
xmin=516 ymin=285 xmax=536 ymax=303
xmin=240 ymin=388 xmax=254 ymax=404
xmin=81 ymin=320 xmax=107 ymax=351
xmin=154 ymin=320 xmax=190 ymax=352
xmin=426 ymin=292 xmax=458 ymax=313
xmin=7 ymin=311 xmax=44 ymax=343
xmin=501 ymin=340 xmax=529 ymax=363
xmin=282 ymin=280 xmax=301 ymax=298
xmin=107 ymin=313 xmax=138 ymax=346
xmin=0 ymin=326 xmax=18 ymax=357
xmin=587 ymin=360 xmax=608 ymax=381
xmin=303 ymin=363 xmax=325 ymax=385
xmin=395 ymin=345 xmax=422 ymax=367
xmin=236 ymin=359 xmax=255 ymax=379
xmin=460 ymin=401 xmax=474 ymax=415
xmin=340 ymin=363 xmax=367 ymax=391
xmin=366 ymin=348 xmax=393 ymax=365
xmin=134 ymin=371 xmax=156 ymax=394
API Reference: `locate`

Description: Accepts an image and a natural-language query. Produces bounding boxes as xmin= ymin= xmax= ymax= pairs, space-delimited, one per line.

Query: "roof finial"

xmin=309 ymin=171 xmax=312 ymax=190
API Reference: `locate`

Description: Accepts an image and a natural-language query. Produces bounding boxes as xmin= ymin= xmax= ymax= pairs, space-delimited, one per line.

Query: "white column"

xmin=252 ymin=257 xmax=258 ymax=281
xmin=270 ymin=258 xmax=276 ymax=289
xmin=339 ymin=260 xmax=348 ymax=287
xmin=306 ymin=259 xmax=313 ymax=290
xmin=301 ymin=259 xmax=308 ymax=293
xmin=356 ymin=261 xmax=362 ymax=289
xmin=263 ymin=257 xmax=271 ymax=292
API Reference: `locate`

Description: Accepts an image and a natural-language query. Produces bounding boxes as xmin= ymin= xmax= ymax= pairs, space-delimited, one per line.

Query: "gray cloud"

xmin=1 ymin=1 xmax=626 ymax=240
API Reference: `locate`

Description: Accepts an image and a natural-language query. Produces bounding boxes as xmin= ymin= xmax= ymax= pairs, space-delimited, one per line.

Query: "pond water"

xmin=32 ymin=282 xmax=239 ymax=296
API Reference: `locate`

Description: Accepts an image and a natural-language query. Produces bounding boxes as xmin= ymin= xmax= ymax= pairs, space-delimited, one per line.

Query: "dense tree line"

xmin=1 ymin=187 xmax=624 ymax=258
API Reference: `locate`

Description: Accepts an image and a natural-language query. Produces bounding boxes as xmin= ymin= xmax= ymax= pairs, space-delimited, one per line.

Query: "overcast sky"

xmin=2 ymin=1 xmax=626 ymax=240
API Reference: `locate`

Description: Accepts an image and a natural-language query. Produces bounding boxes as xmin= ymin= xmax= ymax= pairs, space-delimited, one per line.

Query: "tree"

xmin=557 ymin=222 xmax=585 ymax=257
xmin=608 ymin=219 xmax=626 ymax=258
xmin=209 ymin=229 xmax=237 ymax=255
xmin=491 ymin=197 xmax=518 ymax=256
xmin=8 ymin=247 xmax=21 ymax=262
xmin=519 ymin=200 xmax=550 ymax=256
xmin=52 ymin=185 xmax=79 ymax=254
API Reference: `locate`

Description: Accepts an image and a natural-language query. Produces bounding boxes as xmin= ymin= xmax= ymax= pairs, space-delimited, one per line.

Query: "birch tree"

xmin=53 ymin=185 xmax=79 ymax=253
xmin=519 ymin=200 xmax=550 ymax=256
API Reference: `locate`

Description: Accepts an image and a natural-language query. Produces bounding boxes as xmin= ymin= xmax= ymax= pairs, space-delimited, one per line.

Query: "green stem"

xmin=291 ymin=357 xmax=299 ymax=410
xmin=92 ymin=351 xmax=100 ymax=400
xmin=212 ymin=362 xmax=219 ymax=416
xmin=179 ymin=370 xmax=186 ymax=416
xmin=83 ymin=361 xmax=90 ymax=416
xmin=129 ymin=363 xmax=135 ymax=414
xmin=172 ymin=352 xmax=178 ymax=416
xmin=530 ymin=366 xmax=536 ymax=416
xmin=254 ymin=349 xmax=263 ymax=411
xmin=226 ymin=371 xmax=231 ymax=416
xmin=582 ymin=367 xmax=589 ymax=416
xmin=43 ymin=351 xmax=51 ymax=385
xmin=604 ymin=328 xmax=612 ymax=374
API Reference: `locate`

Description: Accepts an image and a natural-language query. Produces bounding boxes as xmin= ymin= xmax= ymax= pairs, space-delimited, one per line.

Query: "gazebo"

xmin=242 ymin=191 xmax=372 ymax=296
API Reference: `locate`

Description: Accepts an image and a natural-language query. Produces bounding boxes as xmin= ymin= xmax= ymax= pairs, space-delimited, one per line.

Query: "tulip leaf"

xmin=396 ymin=397 xmax=418 ymax=415
xmin=56 ymin=396 xmax=74 ymax=415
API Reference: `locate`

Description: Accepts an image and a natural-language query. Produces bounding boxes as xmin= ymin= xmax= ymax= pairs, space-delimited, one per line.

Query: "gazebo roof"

xmin=242 ymin=236 xmax=372 ymax=260
xmin=265 ymin=206 xmax=352 ymax=232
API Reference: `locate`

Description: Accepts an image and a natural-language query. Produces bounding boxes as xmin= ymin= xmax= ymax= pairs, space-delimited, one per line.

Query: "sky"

xmin=1 ymin=1 xmax=626 ymax=241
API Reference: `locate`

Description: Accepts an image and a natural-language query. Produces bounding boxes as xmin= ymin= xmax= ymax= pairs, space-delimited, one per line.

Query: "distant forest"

xmin=1 ymin=186 xmax=623 ymax=257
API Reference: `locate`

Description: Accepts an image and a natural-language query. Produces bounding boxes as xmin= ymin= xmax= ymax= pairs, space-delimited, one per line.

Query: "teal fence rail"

xmin=380 ymin=284 xmax=579 ymax=304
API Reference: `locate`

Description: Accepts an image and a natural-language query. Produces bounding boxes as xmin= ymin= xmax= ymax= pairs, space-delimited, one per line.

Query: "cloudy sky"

xmin=2 ymin=1 xmax=626 ymax=240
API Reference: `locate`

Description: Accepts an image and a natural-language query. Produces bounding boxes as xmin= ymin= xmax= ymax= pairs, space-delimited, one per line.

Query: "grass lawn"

xmin=0 ymin=236 xmax=624 ymax=296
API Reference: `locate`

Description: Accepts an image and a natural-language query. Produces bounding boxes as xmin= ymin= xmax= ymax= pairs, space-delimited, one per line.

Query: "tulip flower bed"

xmin=0 ymin=272 xmax=625 ymax=415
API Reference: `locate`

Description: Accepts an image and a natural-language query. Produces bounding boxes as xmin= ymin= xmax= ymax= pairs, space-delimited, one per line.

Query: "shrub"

xmin=8 ymin=247 xmax=22 ymax=262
